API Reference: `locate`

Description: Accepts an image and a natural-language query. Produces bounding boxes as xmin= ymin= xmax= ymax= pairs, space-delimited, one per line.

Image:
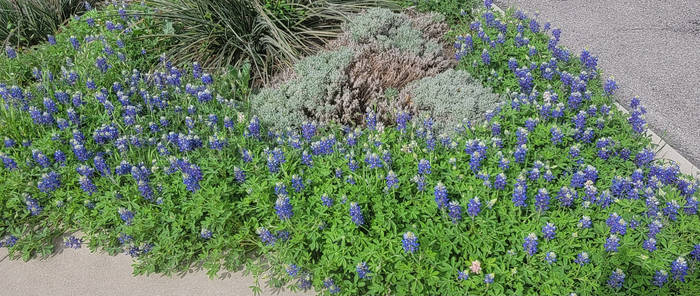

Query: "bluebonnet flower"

xmin=481 ymin=49 xmax=491 ymax=65
xmin=545 ymin=251 xmax=557 ymax=264
xmin=542 ymin=222 xmax=556 ymax=240
xmin=648 ymin=219 xmax=663 ymax=238
xmin=201 ymin=73 xmax=213 ymax=85
xmin=578 ymin=216 xmax=592 ymax=229
xmin=466 ymin=197 xmax=481 ymax=218
xmin=181 ymin=162 xmax=202 ymax=192
xmin=643 ymin=238 xmax=656 ymax=252
xmin=653 ymin=270 xmax=668 ymax=287
xmin=685 ymin=196 xmax=699 ymax=215
xmin=346 ymin=158 xmax=358 ymax=172
xmin=498 ymin=154 xmax=510 ymax=170
xmin=356 ymin=262 xmax=370 ymax=279
xmin=321 ymin=194 xmax=334 ymax=208
xmin=535 ymin=189 xmax=550 ymax=212
xmin=324 ymin=278 xmax=340 ymax=294
xmin=0 ymin=153 xmax=18 ymax=170
xmin=575 ymin=252 xmax=589 ymax=266
xmin=365 ymin=153 xmax=382 ymax=169
xmin=274 ymin=182 xmax=288 ymax=197
xmin=512 ymin=180 xmax=528 ymax=207
xmin=402 ymin=232 xmax=419 ymax=253
xmin=604 ymin=77 xmax=618 ymax=95
xmin=38 ymin=172 xmax=61 ymax=193
xmin=516 ymin=127 xmax=528 ymax=145
xmin=446 ymin=201 xmax=463 ymax=223
xmin=386 ymin=170 xmax=399 ymax=190
xmin=300 ymin=121 xmax=316 ymax=141
xmin=200 ymin=228 xmax=213 ymax=239
xmin=52 ymin=150 xmax=66 ymax=166
xmin=286 ymin=264 xmax=299 ymax=277
xmin=93 ymin=155 xmax=111 ymax=176
xmin=64 ymin=236 xmax=82 ymax=249
xmin=5 ymin=46 xmax=16 ymax=59
xmin=136 ymin=179 xmax=153 ymax=201
xmin=231 ymin=166 xmax=246 ymax=183
xmin=556 ymin=186 xmax=576 ymax=207
xmin=396 ymin=111 xmax=411 ymax=132
xmin=413 ymin=175 xmax=426 ymax=192
xmin=605 ymin=235 xmax=620 ymax=252
xmin=490 ymin=122 xmax=501 ymax=136
xmin=484 ymin=273 xmax=494 ymax=284
xmin=247 ymin=117 xmax=260 ymax=139
xmin=663 ymin=200 xmax=680 ymax=221
xmin=494 ymin=173 xmax=507 ymax=190
xmin=257 ymin=227 xmax=276 ymax=246
xmin=47 ymin=34 xmax=56 ymax=45
xmin=70 ymin=36 xmax=80 ymax=50
xmin=196 ymin=89 xmax=212 ymax=102
xmin=275 ymin=196 xmax=293 ymax=220
xmin=608 ymin=268 xmax=625 ymax=289
xmin=418 ymin=159 xmax=431 ymax=175
xmin=670 ymin=257 xmax=688 ymax=282
xmin=434 ymin=183 xmax=449 ymax=210
xmin=523 ymin=233 xmax=538 ymax=256
xmin=119 ymin=208 xmax=134 ymax=225
xmin=24 ymin=195 xmax=43 ymax=216
xmin=524 ymin=118 xmax=538 ymax=132
xmin=364 ymin=110 xmax=377 ymax=130
xmin=32 ymin=149 xmax=52 ymax=168
xmin=350 ymin=202 xmax=365 ymax=226
xmin=291 ymin=175 xmax=303 ymax=192
xmin=3 ymin=137 xmax=14 ymax=148
xmin=690 ymin=244 xmax=700 ymax=261
xmin=458 ymin=270 xmax=469 ymax=280
xmin=550 ymin=127 xmax=563 ymax=145
xmin=42 ymin=97 xmax=58 ymax=114
xmin=514 ymin=144 xmax=527 ymax=163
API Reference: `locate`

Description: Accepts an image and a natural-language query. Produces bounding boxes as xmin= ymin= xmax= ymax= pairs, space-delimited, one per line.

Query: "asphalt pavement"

xmin=495 ymin=0 xmax=700 ymax=169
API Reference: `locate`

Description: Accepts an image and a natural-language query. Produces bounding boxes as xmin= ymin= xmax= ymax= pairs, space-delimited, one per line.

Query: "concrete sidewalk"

xmin=495 ymin=0 xmax=700 ymax=169
xmin=0 ymin=247 xmax=309 ymax=296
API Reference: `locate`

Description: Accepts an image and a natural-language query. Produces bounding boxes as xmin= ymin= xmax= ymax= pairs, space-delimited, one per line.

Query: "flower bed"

xmin=0 ymin=1 xmax=698 ymax=296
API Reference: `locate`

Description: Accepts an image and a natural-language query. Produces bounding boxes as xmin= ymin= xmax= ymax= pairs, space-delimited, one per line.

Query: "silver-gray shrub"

xmin=252 ymin=49 xmax=354 ymax=131
xmin=253 ymin=8 xmax=458 ymax=130
xmin=398 ymin=69 xmax=503 ymax=134
xmin=345 ymin=8 xmax=441 ymax=57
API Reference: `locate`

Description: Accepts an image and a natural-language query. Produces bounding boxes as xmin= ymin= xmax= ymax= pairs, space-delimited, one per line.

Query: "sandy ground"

xmin=0 ymin=246 xmax=311 ymax=296
xmin=495 ymin=0 xmax=700 ymax=169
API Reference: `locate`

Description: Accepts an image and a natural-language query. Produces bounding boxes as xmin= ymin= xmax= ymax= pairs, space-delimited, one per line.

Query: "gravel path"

xmin=495 ymin=0 xmax=700 ymax=168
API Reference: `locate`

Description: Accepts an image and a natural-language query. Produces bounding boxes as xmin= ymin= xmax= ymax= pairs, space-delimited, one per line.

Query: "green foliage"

xmin=0 ymin=0 xmax=101 ymax=47
xmin=400 ymin=69 xmax=503 ymax=134
xmin=399 ymin=0 xmax=479 ymax=24
xmin=0 ymin=4 xmax=164 ymax=86
xmin=143 ymin=0 xmax=398 ymax=84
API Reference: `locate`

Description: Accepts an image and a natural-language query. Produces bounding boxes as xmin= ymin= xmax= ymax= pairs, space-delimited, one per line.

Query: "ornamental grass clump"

xmin=0 ymin=0 xmax=101 ymax=47
xmin=145 ymin=0 xmax=397 ymax=84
